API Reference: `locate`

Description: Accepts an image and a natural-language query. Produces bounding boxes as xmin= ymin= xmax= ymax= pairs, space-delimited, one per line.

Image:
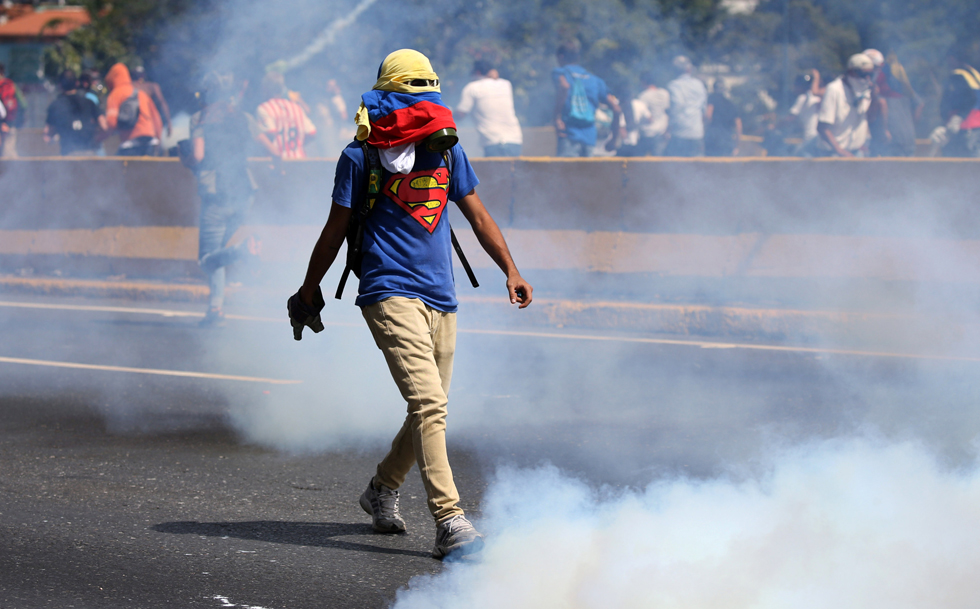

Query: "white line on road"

xmin=0 ymin=356 xmax=301 ymax=384
xmin=458 ymin=328 xmax=980 ymax=364
xmin=3 ymin=299 xmax=979 ymax=364
xmin=0 ymin=300 xmax=350 ymax=326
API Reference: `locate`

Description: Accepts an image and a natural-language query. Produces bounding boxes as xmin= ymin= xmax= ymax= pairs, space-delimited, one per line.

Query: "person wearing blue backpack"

xmin=553 ymin=41 xmax=622 ymax=157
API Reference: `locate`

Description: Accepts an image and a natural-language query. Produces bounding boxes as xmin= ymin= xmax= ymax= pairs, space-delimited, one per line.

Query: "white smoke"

xmin=270 ymin=0 xmax=379 ymax=73
xmin=393 ymin=437 xmax=980 ymax=609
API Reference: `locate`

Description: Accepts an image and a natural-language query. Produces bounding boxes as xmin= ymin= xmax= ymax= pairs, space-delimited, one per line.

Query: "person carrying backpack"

xmin=104 ymin=63 xmax=163 ymax=156
xmin=44 ymin=70 xmax=107 ymax=156
xmin=553 ymin=41 xmax=622 ymax=157
xmin=287 ymin=49 xmax=533 ymax=559
xmin=0 ymin=62 xmax=20 ymax=158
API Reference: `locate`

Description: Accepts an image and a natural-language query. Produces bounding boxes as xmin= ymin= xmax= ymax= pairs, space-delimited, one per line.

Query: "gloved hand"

xmin=287 ymin=285 xmax=325 ymax=341
xmin=929 ymin=125 xmax=948 ymax=146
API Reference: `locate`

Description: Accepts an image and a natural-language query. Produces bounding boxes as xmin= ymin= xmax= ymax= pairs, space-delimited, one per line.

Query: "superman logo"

xmin=383 ymin=167 xmax=449 ymax=234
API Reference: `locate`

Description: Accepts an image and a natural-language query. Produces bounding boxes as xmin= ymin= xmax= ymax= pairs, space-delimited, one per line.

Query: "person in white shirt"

xmin=789 ymin=71 xmax=823 ymax=156
xmin=635 ymin=71 xmax=670 ymax=155
xmin=665 ymin=55 xmax=707 ymax=157
xmin=818 ymin=54 xmax=875 ymax=157
xmin=455 ymin=60 xmax=523 ymax=157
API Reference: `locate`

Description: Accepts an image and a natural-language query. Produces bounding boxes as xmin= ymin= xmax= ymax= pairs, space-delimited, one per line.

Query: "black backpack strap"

xmin=335 ymin=142 xmax=382 ymax=299
xmin=441 ymin=149 xmax=479 ymax=289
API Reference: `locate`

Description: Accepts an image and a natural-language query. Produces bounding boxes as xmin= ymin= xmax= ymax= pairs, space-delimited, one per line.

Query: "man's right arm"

xmin=299 ymin=202 xmax=351 ymax=306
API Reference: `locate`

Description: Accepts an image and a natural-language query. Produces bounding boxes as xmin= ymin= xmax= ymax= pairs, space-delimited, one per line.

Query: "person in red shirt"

xmin=0 ymin=62 xmax=20 ymax=158
xmin=256 ymin=72 xmax=316 ymax=159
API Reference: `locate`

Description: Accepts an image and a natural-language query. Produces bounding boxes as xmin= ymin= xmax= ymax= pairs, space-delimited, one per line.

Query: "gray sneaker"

xmin=359 ymin=478 xmax=407 ymax=533
xmin=432 ymin=514 xmax=485 ymax=559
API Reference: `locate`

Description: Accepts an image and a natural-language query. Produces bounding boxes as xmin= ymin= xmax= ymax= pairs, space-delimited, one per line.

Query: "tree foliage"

xmin=37 ymin=0 xmax=976 ymax=127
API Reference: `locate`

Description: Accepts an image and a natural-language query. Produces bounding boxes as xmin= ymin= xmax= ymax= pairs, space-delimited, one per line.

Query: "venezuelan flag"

xmin=360 ymin=90 xmax=456 ymax=149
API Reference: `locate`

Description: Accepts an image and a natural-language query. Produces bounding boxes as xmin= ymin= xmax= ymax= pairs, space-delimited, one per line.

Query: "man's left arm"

xmin=455 ymin=189 xmax=533 ymax=308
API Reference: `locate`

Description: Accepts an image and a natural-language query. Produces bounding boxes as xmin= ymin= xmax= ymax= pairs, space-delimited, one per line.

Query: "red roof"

xmin=0 ymin=7 xmax=90 ymax=39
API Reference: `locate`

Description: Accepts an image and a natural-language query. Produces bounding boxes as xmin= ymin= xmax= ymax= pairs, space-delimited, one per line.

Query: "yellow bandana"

xmin=355 ymin=49 xmax=442 ymax=142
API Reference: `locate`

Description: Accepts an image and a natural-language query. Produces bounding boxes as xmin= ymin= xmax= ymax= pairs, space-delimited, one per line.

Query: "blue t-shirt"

xmin=552 ymin=64 xmax=610 ymax=147
xmin=331 ymin=142 xmax=480 ymax=312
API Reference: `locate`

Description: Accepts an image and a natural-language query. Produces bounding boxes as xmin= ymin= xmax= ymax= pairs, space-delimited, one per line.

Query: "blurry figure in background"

xmin=788 ymin=71 xmax=823 ymax=156
xmin=78 ymin=71 xmax=107 ymax=156
xmin=105 ymin=63 xmax=163 ymax=156
xmin=187 ymin=71 xmax=258 ymax=326
xmin=861 ymin=49 xmax=892 ymax=157
xmin=869 ymin=50 xmax=923 ymax=157
xmin=817 ymin=53 xmax=875 ymax=157
xmin=870 ymin=49 xmax=921 ymax=156
xmin=313 ymin=78 xmax=350 ymax=157
xmin=0 ymin=61 xmax=21 ymax=158
xmin=132 ymin=65 xmax=173 ymax=139
xmin=78 ymin=71 xmax=103 ymax=107
xmin=665 ymin=55 xmax=707 ymax=157
xmin=256 ymin=72 xmax=317 ymax=159
xmin=931 ymin=42 xmax=980 ymax=158
xmin=456 ymin=59 xmax=523 ymax=157
xmin=635 ymin=70 xmax=670 ymax=156
xmin=704 ymin=79 xmax=742 ymax=156
xmin=44 ymin=70 xmax=106 ymax=156
xmin=611 ymin=93 xmax=650 ymax=157
xmin=553 ymin=41 xmax=621 ymax=157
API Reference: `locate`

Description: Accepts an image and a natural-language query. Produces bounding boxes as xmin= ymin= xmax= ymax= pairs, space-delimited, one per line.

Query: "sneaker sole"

xmin=432 ymin=535 xmax=485 ymax=559
xmin=359 ymin=493 xmax=407 ymax=534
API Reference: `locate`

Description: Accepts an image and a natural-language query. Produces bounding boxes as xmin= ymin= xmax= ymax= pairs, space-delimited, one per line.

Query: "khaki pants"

xmin=362 ymin=296 xmax=463 ymax=523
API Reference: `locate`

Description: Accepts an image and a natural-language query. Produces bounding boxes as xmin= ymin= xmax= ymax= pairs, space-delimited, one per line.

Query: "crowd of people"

xmin=2 ymin=40 xmax=978 ymax=160
xmin=456 ymin=40 xmax=979 ymax=159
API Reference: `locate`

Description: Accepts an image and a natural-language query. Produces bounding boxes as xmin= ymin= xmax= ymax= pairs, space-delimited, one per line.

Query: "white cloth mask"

xmin=379 ymin=143 xmax=416 ymax=174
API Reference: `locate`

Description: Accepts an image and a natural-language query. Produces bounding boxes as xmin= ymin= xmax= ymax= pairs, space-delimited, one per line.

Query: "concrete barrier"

xmin=2 ymin=157 xmax=980 ymax=285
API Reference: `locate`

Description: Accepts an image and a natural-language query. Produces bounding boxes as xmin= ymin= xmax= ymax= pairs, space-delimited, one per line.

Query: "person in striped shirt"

xmin=256 ymin=72 xmax=317 ymax=159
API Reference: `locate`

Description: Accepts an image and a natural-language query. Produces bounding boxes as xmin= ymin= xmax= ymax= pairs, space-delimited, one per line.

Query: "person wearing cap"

xmin=665 ymin=55 xmax=708 ymax=157
xmin=817 ymin=53 xmax=876 ymax=157
xmin=293 ymin=49 xmax=533 ymax=559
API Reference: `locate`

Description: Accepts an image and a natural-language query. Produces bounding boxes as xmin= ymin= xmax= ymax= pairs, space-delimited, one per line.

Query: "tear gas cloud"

xmin=394 ymin=438 xmax=980 ymax=609
xmin=1 ymin=0 xmax=979 ymax=602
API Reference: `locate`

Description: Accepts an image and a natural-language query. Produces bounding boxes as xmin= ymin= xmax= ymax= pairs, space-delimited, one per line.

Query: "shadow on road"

xmin=152 ymin=520 xmax=432 ymax=558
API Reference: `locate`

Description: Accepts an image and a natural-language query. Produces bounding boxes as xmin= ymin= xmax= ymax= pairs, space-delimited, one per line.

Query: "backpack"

xmin=116 ymin=91 xmax=141 ymax=131
xmin=335 ymin=142 xmax=479 ymax=299
xmin=565 ymin=69 xmax=595 ymax=124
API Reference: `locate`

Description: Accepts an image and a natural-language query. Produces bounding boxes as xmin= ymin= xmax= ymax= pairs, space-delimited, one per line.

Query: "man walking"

xmin=552 ymin=41 xmax=621 ymax=157
xmin=289 ymin=49 xmax=532 ymax=559
xmin=665 ymin=55 xmax=707 ymax=157
xmin=456 ymin=59 xmax=523 ymax=157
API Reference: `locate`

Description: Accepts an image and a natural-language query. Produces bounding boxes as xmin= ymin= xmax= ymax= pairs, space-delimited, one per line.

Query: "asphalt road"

xmin=2 ymin=294 xmax=979 ymax=608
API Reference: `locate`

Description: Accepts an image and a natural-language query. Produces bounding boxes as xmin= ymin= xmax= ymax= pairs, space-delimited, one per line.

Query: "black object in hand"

xmin=287 ymin=286 xmax=325 ymax=341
